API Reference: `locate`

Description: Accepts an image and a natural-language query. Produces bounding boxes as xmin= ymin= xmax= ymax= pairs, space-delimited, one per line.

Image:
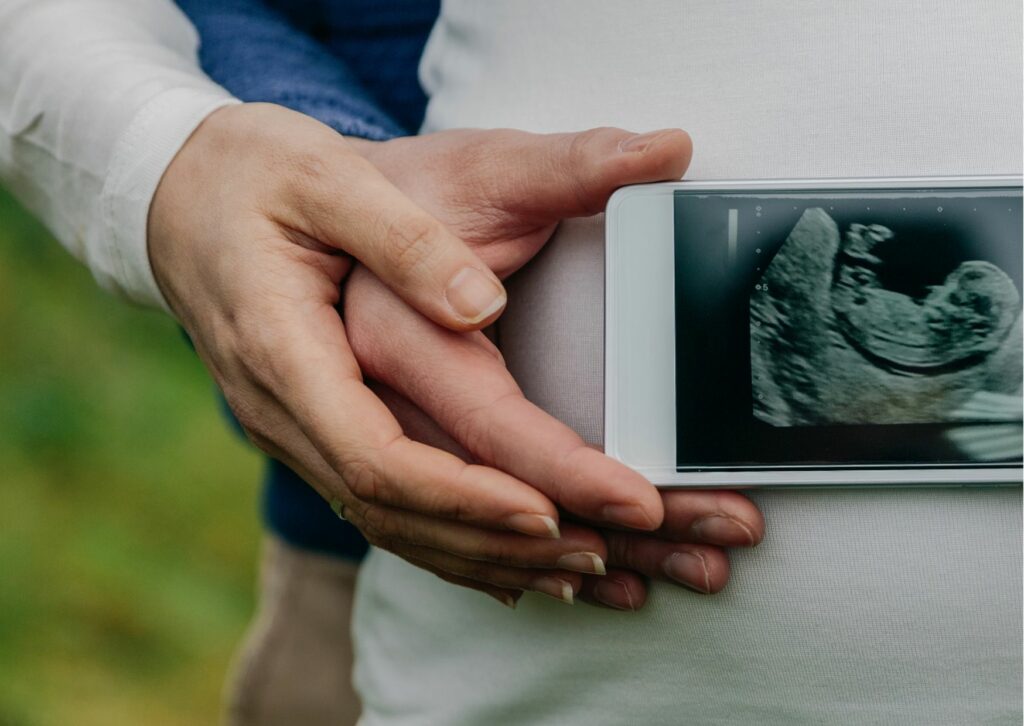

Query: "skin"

xmin=149 ymin=103 xmax=765 ymax=611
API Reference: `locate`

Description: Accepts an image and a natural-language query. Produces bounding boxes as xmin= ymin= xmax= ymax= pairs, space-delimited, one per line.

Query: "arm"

xmin=2 ymin=0 xmax=753 ymax=608
xmin=0 ymin=0 xmax=606 ymax=604
xmin=169 ymin=2 xmax=764 ymax=607
xmin=0 ymin=0 xmax=237 ymax=310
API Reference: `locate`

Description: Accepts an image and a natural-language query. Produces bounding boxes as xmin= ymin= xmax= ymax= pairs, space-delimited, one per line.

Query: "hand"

xmin=147 ymin=104 xmax=662 ymax=606
xmin=344 ymin=127 xmax=765 ymax=608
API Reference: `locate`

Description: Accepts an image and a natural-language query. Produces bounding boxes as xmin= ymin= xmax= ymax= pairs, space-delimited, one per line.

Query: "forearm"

xmin=0 ymin=0 xmax=236 ymax=310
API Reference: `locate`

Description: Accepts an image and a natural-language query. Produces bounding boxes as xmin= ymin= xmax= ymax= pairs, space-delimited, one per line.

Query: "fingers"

xmin=359 ymin=435 xmax=568 ymax=537
xmin=351 ymin=502 xmax=609 ymax=574
xmin=580 ymin=490 xmax=765 ymax=609
xmin=239 ymin=390 xmax=607 ymax=608
xmin=229 ymin=296 xmax=569 ymax=538
xmin=390 ymin=543 xmax=582 ymax=605
xmin=605 ymin=531 xmax=731 ymax=594
xmin=656 ymin=489 xmax=765 ymax=546
xmin=463 ymin=395 xmax=664 ymax=529
xmin=579 ymin=490 xmax=764 ymax=609
xmin=578 ymin=569 xmax=648 ymax=612
xmin=467 ymin=126 xmax=693 ymax=221
xmin=404 ymin=557 xmax=524 ymax=610
xmin=275 ymin=118 xmax=507 ymax=330
xmin=368 ymin=380 xmax=475 ymax=460
xmin=595 ymin=490 xmax=764 ymax=595
xmin=236 ymin=385 xmax=609 ymax=577
xmin=346 ymin=268 xmax=664 ymax=531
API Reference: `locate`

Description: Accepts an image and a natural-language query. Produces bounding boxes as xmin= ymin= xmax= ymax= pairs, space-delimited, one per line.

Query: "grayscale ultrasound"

xmin=673 ymin=188 xmax=1022 ymax=468
xmin=750 ymin=207 xmax=1023 ymax=459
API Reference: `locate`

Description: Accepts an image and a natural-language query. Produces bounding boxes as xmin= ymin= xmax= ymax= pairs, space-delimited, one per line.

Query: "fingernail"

xmin=555 ymin=552 xmax=606 ymax=575
xmin=691 ymin=515 xmax=757 ymax=546
xmin=593 ymin=578 xmax=637 ymax=611
xmin=505 ymin=513 xmax=561 ymax=539
xmin=618 ymin=129 xmax=672 ymax=154
xmin=485 ymin=591 xmax=520 ymax=609
xmin=530 ymin=577 xmax=574 ymax=604
xmin=329 ymin=498 xmax=347 ymax=520
xmin=601 ymin=503 xmax=657 ymax=530
xmin=662 ymin=551 xmax=711 ymax=594
xmin=445 ymin=267 xmax=507 ymax=324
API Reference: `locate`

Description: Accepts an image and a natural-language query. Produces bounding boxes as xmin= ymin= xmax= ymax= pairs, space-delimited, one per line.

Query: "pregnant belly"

xmin=353 ymin=218 xmax=1023 ymax=726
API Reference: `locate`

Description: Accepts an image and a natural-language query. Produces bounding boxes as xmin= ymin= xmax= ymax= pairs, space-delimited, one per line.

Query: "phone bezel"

xmin=604 ymin=175 xmax=1024 ymax=487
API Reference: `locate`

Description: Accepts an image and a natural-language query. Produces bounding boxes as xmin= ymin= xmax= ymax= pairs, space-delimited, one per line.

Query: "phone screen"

xmin=673 ymin=187 xmax=1023 ymax=471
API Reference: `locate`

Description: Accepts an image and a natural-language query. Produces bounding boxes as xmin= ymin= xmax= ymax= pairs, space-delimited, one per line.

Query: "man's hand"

xmin=345 ymin=127 xmax=765 ymax=609
xmin=148 ymin=104 xmax=664 ymax=607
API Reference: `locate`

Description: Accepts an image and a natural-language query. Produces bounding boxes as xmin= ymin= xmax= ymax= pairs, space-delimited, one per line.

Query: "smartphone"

xmin=604 ymin=176 xmax=1023 ymax=487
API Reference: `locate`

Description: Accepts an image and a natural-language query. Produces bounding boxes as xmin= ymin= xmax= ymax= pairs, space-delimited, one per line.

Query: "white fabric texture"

xmin=353 ymin=2 xmax=1023 ymax=724
xmin=0 ymin=0 xmax=238 ymax=310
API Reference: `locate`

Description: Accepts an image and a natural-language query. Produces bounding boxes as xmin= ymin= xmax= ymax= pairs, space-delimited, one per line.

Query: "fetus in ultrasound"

xmin=831 ymin=222 xmax=1019 ymax=370
xmin=749 ymin=208 xmax=1023 ymax=453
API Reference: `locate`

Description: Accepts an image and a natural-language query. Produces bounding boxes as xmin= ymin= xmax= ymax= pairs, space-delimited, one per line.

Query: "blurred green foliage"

xmin=0 ymin=186 xmax=263 ymax=725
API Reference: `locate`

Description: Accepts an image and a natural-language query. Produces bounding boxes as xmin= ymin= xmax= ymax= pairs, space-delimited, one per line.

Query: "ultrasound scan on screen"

xmin=673 ymin=187 xmax=1023 ymax=471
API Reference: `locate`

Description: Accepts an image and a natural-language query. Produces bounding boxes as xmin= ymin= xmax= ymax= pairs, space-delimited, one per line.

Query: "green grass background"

xmin=0 ymin=185 xmax=263 ymax=725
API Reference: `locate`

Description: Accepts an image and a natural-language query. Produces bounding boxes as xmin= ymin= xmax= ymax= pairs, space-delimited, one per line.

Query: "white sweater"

xmin=351 ymin=2 xmax=1023 ymax=724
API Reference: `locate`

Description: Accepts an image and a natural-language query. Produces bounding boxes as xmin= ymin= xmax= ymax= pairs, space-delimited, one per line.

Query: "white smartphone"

xmin=605 ymin=176 xmax=1023 ymax=487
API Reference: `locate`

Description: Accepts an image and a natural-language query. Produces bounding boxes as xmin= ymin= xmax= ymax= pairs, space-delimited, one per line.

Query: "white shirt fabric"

xmin=0 ymin=0 xmax=237 ymax=311
xmin=352 ymin=2 xmax=1023 ymax=725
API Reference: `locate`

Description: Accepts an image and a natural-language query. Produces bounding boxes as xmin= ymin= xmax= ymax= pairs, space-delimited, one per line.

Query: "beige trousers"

xmin=223 ymin=535 xmax=361 ymax=726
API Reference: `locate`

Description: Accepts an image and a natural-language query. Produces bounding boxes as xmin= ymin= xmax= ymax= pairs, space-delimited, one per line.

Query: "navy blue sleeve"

xmin=175 ymin=0 xmax=406 ymax=140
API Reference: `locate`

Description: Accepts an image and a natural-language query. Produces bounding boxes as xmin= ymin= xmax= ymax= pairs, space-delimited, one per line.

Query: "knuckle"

xmin=228 ymin=400 xmax=259 ymax=434
xmin=383 ymin=214 xmax=442 ymax=277
xmin=551 ymin=444 xmax=591 ymax=503
xmin=357 ymin=503 xmax=394 ymax=542
xmin=460 ymin=529 xmax=516 ymax=567
xmin=481 ymin=541 xmax=522 ymax=568
xmin=234 ymin=338 xmax=273 ymax=387
xmin=352 ymin=507 xmax=387 ymax=548
xmin=459 ymin=558 xmax=500 ymax=585
xmin=282 ymin=141 xmax=337 ymax=192
xmin=243 ymin=428 xmax=274 ymax=455
xmin=564 ymin=127 xmax=614 ymax=215
xmin=428 ymin=463 xmax=482 ymax=521
xmin=570 ymin=126 xmax=611 ymax=156
xmin=427 ymin=486 xmax=470 ymax=522
xmin=449 ymin=392 xmax=517 ymax=464
xmin=278 ymin=136 xmax=357 ymax=220
xmin=450 ymin=413 xmax=490 ymax=461
xmin=605 ymin=533 xmax=635 ymax=569
xmin=232 ymin=315 xmax=292 ymax=390
xmin=227 ymin=399 xmax=276 ymax=453
xmin=341 ymin=457 xmax=386 ymax=503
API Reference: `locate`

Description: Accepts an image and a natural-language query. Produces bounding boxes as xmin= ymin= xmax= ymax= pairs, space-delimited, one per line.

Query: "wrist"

xmin=109 ymin=89 xmax=238 ymax=313
xmin=147 ymin=102 xmax=255 ymax=323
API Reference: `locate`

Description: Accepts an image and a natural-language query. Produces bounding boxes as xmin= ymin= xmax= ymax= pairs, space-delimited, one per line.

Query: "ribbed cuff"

xmin=101 ymin=85 xmax=240 ymax=313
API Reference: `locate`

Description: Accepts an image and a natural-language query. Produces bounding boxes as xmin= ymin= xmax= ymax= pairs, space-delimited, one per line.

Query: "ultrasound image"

xmin=750 ymin=207 xmax=1023 ymax=453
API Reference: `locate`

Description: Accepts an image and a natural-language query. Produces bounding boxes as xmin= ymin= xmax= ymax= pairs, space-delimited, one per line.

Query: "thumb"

xmin=280 ymin=132 xmax=507 ymax=332
xmin=494 ymin=127 xmax=693 ymax=221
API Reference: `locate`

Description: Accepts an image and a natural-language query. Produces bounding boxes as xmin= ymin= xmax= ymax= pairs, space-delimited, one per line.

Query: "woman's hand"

xmin=344 ymin=126 xmax=765 ymax=608
xmin=147 ymin=104 xmax=664 ymax=606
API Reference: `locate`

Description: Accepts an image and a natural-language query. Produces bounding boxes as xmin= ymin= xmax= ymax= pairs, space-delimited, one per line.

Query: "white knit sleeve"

xmin=0 ymin=0 xmax=239 ymax=311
